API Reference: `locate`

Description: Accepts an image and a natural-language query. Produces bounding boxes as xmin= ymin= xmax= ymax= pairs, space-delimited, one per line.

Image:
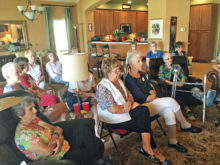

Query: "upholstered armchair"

xmin=207 ymin=70 xmax=220 ymax=97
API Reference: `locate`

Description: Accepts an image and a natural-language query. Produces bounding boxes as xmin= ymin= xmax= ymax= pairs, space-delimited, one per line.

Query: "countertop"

xmin=88 ymin=41 xmax=148 ymax=45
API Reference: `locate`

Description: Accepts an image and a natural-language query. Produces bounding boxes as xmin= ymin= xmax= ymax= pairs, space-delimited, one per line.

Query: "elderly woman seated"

xmin=159 ymin=53 xmax=216 ymax=120
xmin=25 ymin=50 xmax=46 ymax=89
xmin=2 ymin=62 xmax=68 ymax=122
xmin=96 ymin=57 xmax=172 ymax=165
xmin=124 ymin=51 xmax=202 ymax=153
xmin=10 ymin=96 xmax=104 ymax=165
xmin=46 ymin=51 xmax=69 ymax=86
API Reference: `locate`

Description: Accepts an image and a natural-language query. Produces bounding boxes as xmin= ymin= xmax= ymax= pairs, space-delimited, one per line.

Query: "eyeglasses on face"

xmin=111 ymin=68 xmax=121 ymax=74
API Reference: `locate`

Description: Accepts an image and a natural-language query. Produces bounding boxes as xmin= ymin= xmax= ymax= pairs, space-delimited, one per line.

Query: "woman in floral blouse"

xmin=159 ymin=53 xmax=216 ymax=121
xmin=13 ymin=96 xmax=104 ymax=164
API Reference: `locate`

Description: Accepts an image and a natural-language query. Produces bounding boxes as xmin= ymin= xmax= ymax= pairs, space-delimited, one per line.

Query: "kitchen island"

xmin=88 ymin=41 xmax=148 ymax=58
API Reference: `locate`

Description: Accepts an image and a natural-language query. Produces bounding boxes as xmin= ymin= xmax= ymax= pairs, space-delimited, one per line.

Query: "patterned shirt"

xmin=14 ymin=117 xmax=70 ymax=161
xmin=158 ymin=63 xmax=187 ymax=82
xmin=96 ymin=84 xmax=116 ymax=110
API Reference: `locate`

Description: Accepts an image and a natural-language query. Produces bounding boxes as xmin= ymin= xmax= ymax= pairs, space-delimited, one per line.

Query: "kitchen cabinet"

xmin=188 ymin=4 xmax=218 ymax=62
xmin=93 ymin=9 xmax=148 ymax=36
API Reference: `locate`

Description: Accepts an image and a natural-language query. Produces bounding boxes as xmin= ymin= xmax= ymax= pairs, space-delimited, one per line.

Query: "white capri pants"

xmin=143 ymin=97 xmax=180 ymax=125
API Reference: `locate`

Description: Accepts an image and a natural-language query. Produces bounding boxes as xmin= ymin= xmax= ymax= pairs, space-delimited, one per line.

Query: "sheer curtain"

xmin=64 ymin=7 xmax=74 ymax=52
xmin=44 ymin=7 xmax=56 ymax=52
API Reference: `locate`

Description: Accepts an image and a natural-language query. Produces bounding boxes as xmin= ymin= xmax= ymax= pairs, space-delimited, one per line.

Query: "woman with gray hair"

xmin=124 ymin=51 xmax=202 ymax=153
xmin=12 ymin=96 xmax=104 ymax=165
xmin=159 ymin=53 xmax=216 ymax=120
xmin=96 ymin=57 xmax=172 ymax=164
xmin=146 ymin=41 xmax=163 ymax=69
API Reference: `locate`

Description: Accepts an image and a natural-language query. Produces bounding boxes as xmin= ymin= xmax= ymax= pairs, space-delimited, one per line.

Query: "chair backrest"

xmin=88 ymin=44 xmax=97 ymax=56
xmin=173 ymin=56 xmax=189 ymax=77
xmin=148 ymin=58 xmax=164 ymax=80
xmin=39 ymin=55 xmax=50 ymax=83
xmin=100 ymin=44 xmax=110 ymax=56
xmin=0 ymin=54 xmax=16 ymax=82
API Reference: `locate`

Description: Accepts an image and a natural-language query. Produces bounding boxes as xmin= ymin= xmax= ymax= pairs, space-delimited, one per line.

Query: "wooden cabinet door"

xmin=127 ymin=11 xmax=137 ymax=33
xmin=188 ymin=30 xmax=198 ymax=59
xmin=197 ymin=31 xmax=211 ymax=62
xmin=119 ymin=11 xmax=128 ymax=24
xmin=108 ymin=10 xmax=114 ymax=34
xmin=99 ymin=10 xmax=110 ymax=35
xmin=189 ymin=6 xmax=200 ymax=31
xmin=113 ymin=11 xmax=120 ymax=30
xmin=200 ymin=5 xmax=212 ymax=31
xmin=94 ymin=10 xmax=101 ymax=36
xmin=136 ymin=11 xmax=148 ymax=32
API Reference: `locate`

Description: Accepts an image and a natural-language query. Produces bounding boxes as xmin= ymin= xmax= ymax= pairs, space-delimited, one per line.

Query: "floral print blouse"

xmin=158 ymin=64 xmax=187 ymax=82
xmin=14 ymin=117 xmax=70 ymax=161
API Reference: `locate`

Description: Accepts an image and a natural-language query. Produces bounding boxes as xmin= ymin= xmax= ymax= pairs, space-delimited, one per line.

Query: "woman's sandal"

xmin=139 ymin=147 xmax=160 ymax=163
xmin=160 ymin=159 xmax=172 ymax=165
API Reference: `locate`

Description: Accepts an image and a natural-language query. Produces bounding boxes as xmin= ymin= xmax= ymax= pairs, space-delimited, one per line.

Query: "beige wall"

xmin=0 ymin=0 xmax=47 ymax=50
xmin=76 ymin=0 xmax=109 ymax=53
xmin=148 ymin=0 xmax=190 ymax=52
xmin=0 ymin=0 xmax=77 ymax=51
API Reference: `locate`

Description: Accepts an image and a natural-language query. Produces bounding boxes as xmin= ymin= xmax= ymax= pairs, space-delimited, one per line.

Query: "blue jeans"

xmin=66 ymin=91 xmax=92 ymax=112
xmin=50 ymin=77 xmax=69 ymax=86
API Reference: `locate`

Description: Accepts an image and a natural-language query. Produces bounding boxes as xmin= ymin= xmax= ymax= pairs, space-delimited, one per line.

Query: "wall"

xmin=148 ymin=0 xmax=190 ymax=52
xmin=97 ymin=3 xmax=148 ymax=11
xmin=0 ymin=0 xmax=47 ymax=50
xmin=0 ymin=0 xmax=77 ymax=51
xmin=76 ymin=0 xmax=108 ymax=53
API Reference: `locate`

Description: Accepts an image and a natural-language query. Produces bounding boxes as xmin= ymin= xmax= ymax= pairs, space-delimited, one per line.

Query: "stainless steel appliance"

xmin=120 ymin=24 xmax=131 ymax=33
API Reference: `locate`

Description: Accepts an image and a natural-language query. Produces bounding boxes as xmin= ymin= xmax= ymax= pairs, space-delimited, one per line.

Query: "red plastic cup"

xmin=73 ymin=104 xmax=79 ymax=114
xmin=137 ymin=37 xmax=141 ymax=42
xmin=82 ymin=102 xmax=89 ymax=112
xmin=121 ymin=37 xmax=125 ymax=41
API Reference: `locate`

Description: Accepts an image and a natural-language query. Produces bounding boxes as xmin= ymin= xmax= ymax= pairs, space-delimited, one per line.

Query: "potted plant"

xmin=113 ymin=29 xmax=121 ymax=41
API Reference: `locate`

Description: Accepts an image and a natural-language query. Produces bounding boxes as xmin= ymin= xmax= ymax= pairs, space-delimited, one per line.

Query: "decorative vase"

xmin=115 ymin=36 xmax=120 ymax=42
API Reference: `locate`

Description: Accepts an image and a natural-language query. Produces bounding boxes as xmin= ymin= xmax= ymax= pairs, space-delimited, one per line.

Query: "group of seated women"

xmin=0 ymin=45 xmax=216 ymax=165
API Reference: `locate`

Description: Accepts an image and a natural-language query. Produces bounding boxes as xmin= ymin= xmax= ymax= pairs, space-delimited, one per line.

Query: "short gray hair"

xmin=127 ymin=50 xmax=142 ymax=65
xmin=1 ymin=62 xmax=19 ymax=80
xmin=163 ymin=52 xmax=172 ymax=61
xmin=12 ymin=96 xmax=35 ymax=117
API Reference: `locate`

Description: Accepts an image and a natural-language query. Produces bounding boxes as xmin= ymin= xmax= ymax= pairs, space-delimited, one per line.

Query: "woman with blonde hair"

xmin=96 ymin=57 xmax=172 ymax=165
xmin=25 ymin=50 xmax=45 ymax=89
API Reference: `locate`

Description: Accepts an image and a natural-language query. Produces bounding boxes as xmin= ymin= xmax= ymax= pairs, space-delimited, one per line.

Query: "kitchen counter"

xmin=88 ymin=41 xmax=149 ymax=57
xmin=89 ymin=41 xmax=148 ymax=45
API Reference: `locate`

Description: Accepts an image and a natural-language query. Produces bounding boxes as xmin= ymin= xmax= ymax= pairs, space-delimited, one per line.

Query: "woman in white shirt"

xmin=45 ymin=51 xmax=69 ymax=86
xmin=25 ymin=50 xmax=45 ymax=89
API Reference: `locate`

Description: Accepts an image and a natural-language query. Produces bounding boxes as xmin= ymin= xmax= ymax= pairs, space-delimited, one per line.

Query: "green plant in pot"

xmin=113 ymin=29 xmax=121 ymax=41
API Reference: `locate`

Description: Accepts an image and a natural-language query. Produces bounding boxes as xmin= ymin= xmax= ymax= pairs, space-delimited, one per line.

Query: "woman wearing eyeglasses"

xmin=146 ymin=41 xmax=163 ymax=69
xmin=96 ymin=57 xmax=172 ymax=165
xmin=159 ymin=53 xmax=216 ymax=121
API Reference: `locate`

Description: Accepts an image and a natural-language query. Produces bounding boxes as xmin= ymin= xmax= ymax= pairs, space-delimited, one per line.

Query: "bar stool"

xmin=88 ymin=44 xmax=103 ymax=78
xmin=100 ymin=44 xmax=110 ymax=57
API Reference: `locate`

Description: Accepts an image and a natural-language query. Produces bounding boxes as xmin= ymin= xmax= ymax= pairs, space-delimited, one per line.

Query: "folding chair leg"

xmin=156 ymin=119 xmax=166 ymax=136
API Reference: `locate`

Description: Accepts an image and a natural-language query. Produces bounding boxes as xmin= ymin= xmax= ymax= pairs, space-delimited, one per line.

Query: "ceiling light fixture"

xmin=17 ymin=0 xmax=44 ymax=22
xmin=127 ymin=0 xmax=132 ymax=4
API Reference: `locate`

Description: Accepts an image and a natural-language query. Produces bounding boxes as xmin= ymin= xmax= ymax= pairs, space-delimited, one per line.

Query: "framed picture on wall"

xmin=88 ymin=23 xmax=92 ymax=32
xmin=149 ymin=19 xmax=163 ymax=39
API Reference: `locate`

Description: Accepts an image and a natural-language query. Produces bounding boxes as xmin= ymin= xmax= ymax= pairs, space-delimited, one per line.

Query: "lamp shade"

xmin=61 ymin=53 xmax=89 ymax=82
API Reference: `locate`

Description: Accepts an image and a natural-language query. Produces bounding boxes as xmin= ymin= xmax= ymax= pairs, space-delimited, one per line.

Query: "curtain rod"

xmin=41 ymin=4 xmax=75 ymax=8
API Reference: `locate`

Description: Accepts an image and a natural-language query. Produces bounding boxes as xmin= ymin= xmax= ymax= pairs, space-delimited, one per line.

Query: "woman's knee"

xmin=161 ymin=109 xmax=176 ymax=125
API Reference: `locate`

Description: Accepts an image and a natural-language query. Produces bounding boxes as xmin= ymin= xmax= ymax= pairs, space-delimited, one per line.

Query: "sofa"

xmin=0 ymin=90 xmax=77 ymax=165
xmin=207 ymin=70 xmax=220 ymax=97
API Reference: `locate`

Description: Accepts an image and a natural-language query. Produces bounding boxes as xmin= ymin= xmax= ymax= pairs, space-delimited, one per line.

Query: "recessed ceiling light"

xmin=127 ymin=0 xmax=132 ymax=4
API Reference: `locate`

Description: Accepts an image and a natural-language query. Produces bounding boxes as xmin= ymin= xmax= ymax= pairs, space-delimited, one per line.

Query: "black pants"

xmin=106 ymin=106 xmax=157 ymax=149
xmin=168 ymin=84 xmax=202 ymax=107
xmin=54 ymin=118 xmax=104 ymax=165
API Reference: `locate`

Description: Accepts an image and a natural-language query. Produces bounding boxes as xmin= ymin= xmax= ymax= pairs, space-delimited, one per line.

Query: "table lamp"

xmin=62 ymin=53 xmax=89 ymax=114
